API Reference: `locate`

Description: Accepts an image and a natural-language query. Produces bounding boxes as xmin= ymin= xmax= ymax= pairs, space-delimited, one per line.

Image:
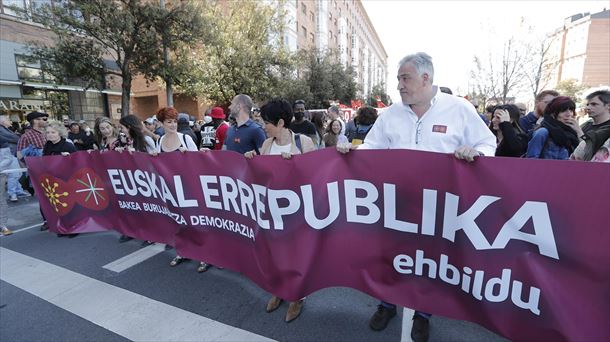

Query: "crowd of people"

xmin=1 ymin=51 xmax=609 ymax=341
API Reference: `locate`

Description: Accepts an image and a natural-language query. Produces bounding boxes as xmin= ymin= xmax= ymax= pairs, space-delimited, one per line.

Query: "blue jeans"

xmin=380 ymin=301 xmax=431 ymax=319
xmin=0 ymin=148 xmax=26 ymax=196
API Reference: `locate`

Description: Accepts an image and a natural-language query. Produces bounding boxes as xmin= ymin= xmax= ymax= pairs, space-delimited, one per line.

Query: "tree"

xmin=367 ymin=83 xmax=391 ymax=107
xmin=179 ymin=0 xmax=294 ymax=106
xmin=27 ymin=0 xmax=206 ymax=116
xmin=523 ymin=35 xmax=559 ymax=101
xmin=292 ymin=49 xmax=358 ymax=108
xmin=555 ymin=79 xmax=587 ymax=103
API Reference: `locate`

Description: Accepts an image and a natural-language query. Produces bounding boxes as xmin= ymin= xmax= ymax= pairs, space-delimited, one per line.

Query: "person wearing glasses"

xmin=17 ymin=111 xmax=48 ymax=163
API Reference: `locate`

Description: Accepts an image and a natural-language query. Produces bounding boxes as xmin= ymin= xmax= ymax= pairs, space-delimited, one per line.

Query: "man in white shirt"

xmin=338 ymin=52 xmax=496 ymax=341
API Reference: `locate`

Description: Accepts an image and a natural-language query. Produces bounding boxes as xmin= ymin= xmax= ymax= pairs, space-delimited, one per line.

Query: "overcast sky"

xmin=361 ymin=0 xmax=609 ymax=102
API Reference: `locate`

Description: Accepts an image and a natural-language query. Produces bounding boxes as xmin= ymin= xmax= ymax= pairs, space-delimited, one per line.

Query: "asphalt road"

xmin=0 ymin=196 xmax=507 ymax=342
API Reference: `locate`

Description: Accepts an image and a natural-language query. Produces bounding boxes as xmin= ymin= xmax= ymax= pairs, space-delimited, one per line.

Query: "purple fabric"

xmin=26 ymin=149 xmax=610 ymax=341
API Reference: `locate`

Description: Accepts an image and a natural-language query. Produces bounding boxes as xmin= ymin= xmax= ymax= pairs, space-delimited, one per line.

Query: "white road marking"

xmin=0 ymin=247 xmax=275 ymax=342
xmin=401 ymin=307 xmax=415 ymax=342
xmin=0 ymin=222 xmax=43 ymax=236
xmin=102 ymin=243 xmax=166 ymax=273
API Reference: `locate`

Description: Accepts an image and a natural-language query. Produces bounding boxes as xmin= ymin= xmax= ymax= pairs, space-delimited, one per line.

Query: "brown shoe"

xmin=266 ymin=296 xmax=283 ymax=313
xmin=1 ymin=228 xmax=13 ymax=236
xmin=285 ymin=300 xmax=304 ymax=322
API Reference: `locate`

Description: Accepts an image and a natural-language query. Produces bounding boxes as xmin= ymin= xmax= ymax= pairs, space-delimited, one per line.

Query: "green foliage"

xmin=28 ymin=0 xmax=206 ymax=116
xmin=555 ymin=79 xmax=587 ymax=103
xmin=367 ymin=83 xmax=391 ymax=107
xmin=178 ymin=0 xmax=293 ymax=106
xmin=285 ymin=49 xmax=358 ymax=109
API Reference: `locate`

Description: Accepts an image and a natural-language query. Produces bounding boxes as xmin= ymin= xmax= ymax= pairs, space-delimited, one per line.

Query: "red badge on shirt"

xmin=432 ymin=125 xmax=447 ymax=133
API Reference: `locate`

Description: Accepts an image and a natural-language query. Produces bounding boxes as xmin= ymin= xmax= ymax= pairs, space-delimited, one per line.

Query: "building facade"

xmin=283 ymin=0 xmax=388 ymax=98
xmin=130 ymin=0 xmax=388 ymax=118
xmin=0 ymin=0 xmax=122 ymax=125
xmin=548 ymin=9 xmax=610 ymax=88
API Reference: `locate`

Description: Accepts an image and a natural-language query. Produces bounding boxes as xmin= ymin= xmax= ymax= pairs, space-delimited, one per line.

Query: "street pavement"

xmin=1 ymin=196 xmax=508 ymax=342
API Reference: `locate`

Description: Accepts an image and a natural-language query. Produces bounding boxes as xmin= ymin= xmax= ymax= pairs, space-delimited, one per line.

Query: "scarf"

xmin=540 ymin=115 xmax=579 ymax=153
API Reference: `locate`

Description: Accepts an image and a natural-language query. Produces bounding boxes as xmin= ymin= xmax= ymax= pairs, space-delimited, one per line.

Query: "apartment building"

xmin=131 ymin=0 xmax=388 ymax=118
xmin=548 ymin=9 xmax=610 ymax=88
xmin=0 ymin=0 xmax=122 ymax=124
xmin=284 ymin=0 xmax=388 ymax=97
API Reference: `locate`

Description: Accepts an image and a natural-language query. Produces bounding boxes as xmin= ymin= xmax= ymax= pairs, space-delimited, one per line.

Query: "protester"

xmin=526 ymin=96 xmax=580 ymax=159
xmin=94 ymin=117 xmax=122 ymax=151
xmin=17 ymin=111 xmax=48 ymax=163
xmin=290 ymin=99 xmax=317 ymax=141
xmin=177 ymin=112 xmax=197 ymax=143
xmin=310 ymin=111 xmax=326 ymax=149
xmin=251 ymin=106 xmax=265 ymax=128
xmin=43 ymin=120 xmax=78 ymax=238
xmin=323 ymin=119 xmax=348 ymax=148
xmin=346 ymin=106 xmax=378 ymax=145
xmin=223 ymin=94 xmax=266 ymax=154
xmin=68 ymin=122 xmax=95 ymax=150
xmin=490 ymin=104 xmax=529 ymax=157
xmin=200 ymin=107 xmax=229 ymax=150
xmin=327 ymin=105 xmax=346 ymax=135
xmin=118 ymin=115 xmax=156 ymax=154
xmin=143 ymin=117 xmax=161 ymax=142
xmin=244 ymin=99 xmax=315 ymax=323
xmin=153 ymin=107 xmax=207 ymax=271
xmin=519 ymin=90 xmax=559 ymax=135
xmin=0 ymin=115 xmax=29 ymax=203
xmin=337 ymin=52 xmax=496 ymax=341
xmin=571 ymin=89 xmax=610 ymax=161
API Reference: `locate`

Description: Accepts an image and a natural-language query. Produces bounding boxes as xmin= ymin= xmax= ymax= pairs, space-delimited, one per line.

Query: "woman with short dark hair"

xmin=244 ymin=99 xmax=315 ymax=323
xmin=526 ymin=96 xmax=580 ymax=159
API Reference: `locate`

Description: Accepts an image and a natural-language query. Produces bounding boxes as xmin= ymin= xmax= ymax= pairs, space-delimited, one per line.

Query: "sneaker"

xmin=285 ymin=300 xmax=304 ymax=323
xmin=118 ymin=235 xmax=133 ymax=243
xmin=17 ymin=192 xmax=31 ymax=198
xmin=40 ymin=222 xmax=49 ymax=231
xmin=410 ymin=314 xmax=430 ymax=342
xmin=266 ymin=296 xmax=283 ymax=313
xmin=67 ymin=233 xmax=79 ymax=239
xmin=369 ymin=304 xmax=397 ymax=331
xmin=1 ymin=228 xmax=13 ymax=236
xmin=197 ymin=262 xmax=211 ymax=273
xmin=9 ymin=194 xmax=18 ymax=202
xmin=169 ymin=256 xmax=183 ymax=267
xmin=141 ymin=240 xmax=154 ymax=247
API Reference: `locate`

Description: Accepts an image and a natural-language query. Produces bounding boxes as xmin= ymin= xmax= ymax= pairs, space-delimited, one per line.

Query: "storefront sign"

xmin=0 ymin=98 xmax=50 ymax=112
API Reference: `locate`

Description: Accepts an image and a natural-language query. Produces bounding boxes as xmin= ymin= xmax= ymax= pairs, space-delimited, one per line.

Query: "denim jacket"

xmin=526 ymin=127 xmax=569 ymax=160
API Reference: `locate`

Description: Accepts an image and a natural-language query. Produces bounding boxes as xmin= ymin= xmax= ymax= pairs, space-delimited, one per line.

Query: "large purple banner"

xmin=26 ymin=149 xmax=609 ymax=341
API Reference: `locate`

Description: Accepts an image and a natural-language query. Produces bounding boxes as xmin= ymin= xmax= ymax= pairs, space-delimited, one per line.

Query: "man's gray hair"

xmin=234 ymin=94 xmax=254 ymax=113
xmin=399 ymin=52 xmax=434 ymax=83
xmin=328 ymin=105 xmax=340 ymax=114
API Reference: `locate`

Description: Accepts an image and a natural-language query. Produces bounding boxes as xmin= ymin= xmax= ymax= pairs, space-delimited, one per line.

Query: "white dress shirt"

xmin=360 ymin=87 xmax=496 ymax=156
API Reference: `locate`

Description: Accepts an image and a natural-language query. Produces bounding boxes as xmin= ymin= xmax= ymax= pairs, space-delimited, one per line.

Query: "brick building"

xmin=548 ymin=9 xmax=610 ymax=88
xmin=0 ymin=0 xmax=122 ymax=125
xmin=131 ymin=0 xmax=388 ymax=119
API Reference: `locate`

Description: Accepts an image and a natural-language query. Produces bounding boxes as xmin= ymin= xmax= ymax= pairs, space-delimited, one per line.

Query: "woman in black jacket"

xmin=489 ymin=104 xmax=528 ymax=157
xmin=43 ymin=121 xmax=77 ymax=156
xmin=43 ymin=121 xmax=77 ymax=238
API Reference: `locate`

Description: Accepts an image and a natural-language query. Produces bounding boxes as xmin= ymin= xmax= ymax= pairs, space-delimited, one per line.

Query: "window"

xmin=310 ymin=11 xmax=314 ymax=22
xmin=301 ymin=3 xmax=306 ymax=14
xmin=15 ymin=55 xmax=56 ymax=83
xmin=310 ymin=33 xmax=315 ymax=44
xmin=2 ymin=0 xmax=27 ymax=17
xmin=2 ymin=0 xmax=53 ymax=23
xmin=302 ymin=26 xmax=307 ymax=37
